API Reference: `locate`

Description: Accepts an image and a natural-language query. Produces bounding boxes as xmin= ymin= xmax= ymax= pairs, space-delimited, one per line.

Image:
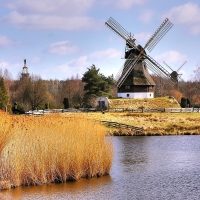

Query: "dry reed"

xmin=0 ymin=112 xmax=113 ymax=190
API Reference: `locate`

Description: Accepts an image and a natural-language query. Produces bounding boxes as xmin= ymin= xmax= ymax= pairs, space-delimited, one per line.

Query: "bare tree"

xmin=61 ymin=77 xmax=85 ymax=108
xmin=27 ymin=75 xmax=51 ymax=109
xmin=11 ymin=75 xmax=53 ymax=110
xmin=151 ymin=75 xmax=174 ymax=97
xmin=72 ymin=80 xmax=85 ymax=108
xmin=189 ymin=66 xmax=200 ymax=105
xmin=45 ymin=79 xmax=63 ymax=108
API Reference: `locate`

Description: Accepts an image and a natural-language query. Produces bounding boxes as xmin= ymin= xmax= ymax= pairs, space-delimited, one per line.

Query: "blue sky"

xmin=0 ymin=0 xmax=200 ymax=81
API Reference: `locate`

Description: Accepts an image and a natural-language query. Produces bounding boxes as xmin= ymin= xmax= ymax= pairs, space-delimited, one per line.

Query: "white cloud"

xmin=165 ymin=2 xmax=200 ymax=35
xmin=41 ymin=48 xmax=123 ymax=79
xmin=6 ymin=0 xmax=94 ymax=16
xmin=154 ymin=50 xmax=188 ymax=67
xmin=116 ymin=0 xmax=146 ymax=9
xmin=0 ymin=60 xmax=21 ymax=79
xmin=0 ymin=61 xmax=9 ymax=68
xmin=42 ymin=56 xmax=89 ymax=79
xmin=139 ymin=9 xmax=154 ymax=23
xmin=89 ymin=48 xmax=122 ymax=60
xmin=0 ymin=0 xmax=103 ymax=30
xmin=189 ymin=24 xmax=200 ymax=35
xmin=103 ymin=0 xmax=147 ymax=10
xmin=0 ymin=35 xmax=14 ymax=48
xmin=47 ymin=41 xmax=79 ymax=55
xmin=152 ymin=51 xmax=189 ymax=80
xmin=1 ymin=11 xmax=102 ymax=30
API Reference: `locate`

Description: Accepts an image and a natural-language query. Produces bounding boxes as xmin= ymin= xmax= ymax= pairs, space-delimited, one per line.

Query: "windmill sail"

xmin=116 ymin=53 xmax=141 ymax=87
xmin=105 ymin=16 xmax=176 ymax=98
xmin=105 ymin=17 xmax=138 ymax=50
xmin=145 ymin=55 xmax=177 ymax=83
xmin=163 ymin=61 xmax=187 ymax=83
xmin=144 ymin=18 xmax=173 ymax=52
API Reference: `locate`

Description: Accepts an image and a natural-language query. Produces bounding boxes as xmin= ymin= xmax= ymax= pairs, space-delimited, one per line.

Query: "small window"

xmin=149 ymin=86 xmax=152 ymax=89
xmin=127 ymin=94 xmax=130 ymax=97
xmin=138 ymin=71 xmax=143 ymax=76
xmin=125 ymin=85 xmax=130 ymax=89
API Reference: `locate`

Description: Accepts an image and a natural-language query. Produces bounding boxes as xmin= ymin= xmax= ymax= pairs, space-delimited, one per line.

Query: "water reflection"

xmin=1 ymin=176 xmax=113 ymax=200
xmin=0 ymin=176 xmax=112 ymax=200
xmin=112 ymin=137 xmax=149 ymax=175
xmin=1 ymin=136 xmax=200 ymax=199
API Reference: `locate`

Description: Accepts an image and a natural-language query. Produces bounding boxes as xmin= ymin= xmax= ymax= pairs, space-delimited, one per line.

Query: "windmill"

xmin=105 ymin=17 xmax=175 ymax=98
xmin=163 ymin=61 xmax=186 ymax=83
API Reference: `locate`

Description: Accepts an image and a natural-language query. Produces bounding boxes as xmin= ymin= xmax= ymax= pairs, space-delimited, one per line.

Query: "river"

xmin=1 ymin=136 xmax=200 ymax=200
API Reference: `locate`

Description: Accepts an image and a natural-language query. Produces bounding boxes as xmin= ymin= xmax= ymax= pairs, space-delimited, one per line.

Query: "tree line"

xmin=0 ymin=65 xmax=200 ymax=113
xmin=0 ymin=65 xmax=115 ymax=113
xmin=152 ymin=66 xmax=200 ymax=107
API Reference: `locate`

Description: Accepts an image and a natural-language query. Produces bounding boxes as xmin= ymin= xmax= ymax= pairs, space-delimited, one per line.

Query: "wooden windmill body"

xmin=118 ymin=59 xmax=156 ymax=98
xmin=105 ymin=17 xmax=180 ymax=98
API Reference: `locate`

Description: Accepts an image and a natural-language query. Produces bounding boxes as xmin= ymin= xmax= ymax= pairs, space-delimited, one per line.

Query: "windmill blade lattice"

xmin=145 ymin=62 xmax=175 ymax=86
xmin=144 ymin=18 xmax=173 ymax=52
xmin=105 ymin=17 xmax=138 ymax=49
xmin=144 ymin=55 xmax=177 ymax=84
xmin=116 ymin=53 xmax=141 ymax=87
xmin=177 ymin=61 xmax=187 ymax=72
xmin=163 ymin=61 xmax=174 ymax=72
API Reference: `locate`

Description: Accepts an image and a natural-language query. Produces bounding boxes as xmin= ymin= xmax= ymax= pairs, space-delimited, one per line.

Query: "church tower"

xmin=21 ymin=59 xmax=29 ymax=80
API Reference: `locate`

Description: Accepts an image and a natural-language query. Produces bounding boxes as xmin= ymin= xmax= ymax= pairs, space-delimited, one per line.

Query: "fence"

xmin=101 ymin=120 xmax=144 ymax=134
xmin=108 ymin=107 xmax=200 ymax=113
xmin=25 ymin=107 xmax=200 ymax=116
xmin=25 ymin=108 xmax=97 ymax=115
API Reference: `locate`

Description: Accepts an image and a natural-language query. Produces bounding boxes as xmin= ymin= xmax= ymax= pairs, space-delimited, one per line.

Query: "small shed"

xmin=96 ymin=97 xmax=109 ymax=110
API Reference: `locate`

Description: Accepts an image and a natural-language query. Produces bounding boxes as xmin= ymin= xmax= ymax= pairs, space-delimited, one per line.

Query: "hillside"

xmin=108 ymin=96 xmax=181 ymax=109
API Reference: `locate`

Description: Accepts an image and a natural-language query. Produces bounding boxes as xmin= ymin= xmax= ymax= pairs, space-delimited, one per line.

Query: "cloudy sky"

xmin=0 ymin=0 xmax=199 ymax=80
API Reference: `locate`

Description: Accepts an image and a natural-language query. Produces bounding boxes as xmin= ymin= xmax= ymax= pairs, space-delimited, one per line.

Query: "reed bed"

xmin=0 ymin=112 xmax=113 ymax=190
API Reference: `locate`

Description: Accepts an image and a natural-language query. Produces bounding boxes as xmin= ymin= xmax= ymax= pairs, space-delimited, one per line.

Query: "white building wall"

xmin=118 ymin=92 xmax=154 ymax=98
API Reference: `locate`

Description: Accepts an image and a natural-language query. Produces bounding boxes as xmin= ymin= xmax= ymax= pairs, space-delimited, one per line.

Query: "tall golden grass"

xmin=0 ymin=112 xmax=113 ymax=190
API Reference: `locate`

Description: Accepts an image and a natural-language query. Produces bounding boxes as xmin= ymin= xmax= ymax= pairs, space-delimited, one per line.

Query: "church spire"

xmin=21 ymin=59 xmax=29 ymax=79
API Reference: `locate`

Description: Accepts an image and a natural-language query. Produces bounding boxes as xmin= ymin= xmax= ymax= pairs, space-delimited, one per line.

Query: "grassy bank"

xmin=86 ymin=112 xmax=200 ymax=136
xmin=108 ymin=96 xmax=181 ymax=109
xmin=0 ymin=111 xmax=113 ymax=190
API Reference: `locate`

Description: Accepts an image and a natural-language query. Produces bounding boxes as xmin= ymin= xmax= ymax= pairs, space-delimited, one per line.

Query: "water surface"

xmin=1 ymin=136 xmax=200 ymax=199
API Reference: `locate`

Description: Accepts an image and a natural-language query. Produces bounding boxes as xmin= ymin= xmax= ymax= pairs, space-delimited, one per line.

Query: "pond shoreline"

xmin=108 ymin=130 xmax=200 ymax=136
xmin=87 ymin=112 xmax=200 ymax=136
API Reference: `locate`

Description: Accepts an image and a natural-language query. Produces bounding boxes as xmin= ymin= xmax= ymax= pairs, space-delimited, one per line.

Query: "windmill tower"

xmin=105 ymin=17 xmax=176 ymax=98
xmin=21 ymin=59 xmax=29 ymax=80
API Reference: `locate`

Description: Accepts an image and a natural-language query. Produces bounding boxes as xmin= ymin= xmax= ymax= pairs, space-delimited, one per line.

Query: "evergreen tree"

xmin=181 ymin=97 xmax=187 ymax=108
xmin=186 ymin=98 xmax=190 ymax=107
xmin=181 ymin=97 xmax=191 ymax=108
xmin=0 ymin=76 xmax=9 ymax=110
xmin=82 ymin=64 xmax=114 ymax=98
xmin=63 ymin=98 xmax=69 ymax=109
